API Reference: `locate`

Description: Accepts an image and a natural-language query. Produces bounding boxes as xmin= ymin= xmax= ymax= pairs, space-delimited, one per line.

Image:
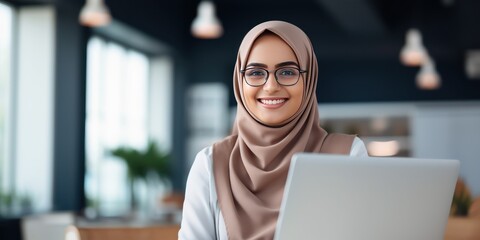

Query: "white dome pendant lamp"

xmin=400 ymin=29 xmax=428 ymax=66
xmin=79 ymin=0 xmax=111 ymax=27
xmin=191 ymin=1 xmax=223 ymax=39
xmin=416 ymin=56 xmax=441 ymax=90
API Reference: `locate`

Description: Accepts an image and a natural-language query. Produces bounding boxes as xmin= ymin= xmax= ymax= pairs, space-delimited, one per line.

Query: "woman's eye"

xmin=279 ymin=69 xmax=296 ymax=76
xmin=247 ymin=70 xmax=265 ymax=76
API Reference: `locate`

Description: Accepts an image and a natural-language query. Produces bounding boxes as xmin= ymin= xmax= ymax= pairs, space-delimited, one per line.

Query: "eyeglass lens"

xmin=243 ymin=67 xmax=301 ymax=86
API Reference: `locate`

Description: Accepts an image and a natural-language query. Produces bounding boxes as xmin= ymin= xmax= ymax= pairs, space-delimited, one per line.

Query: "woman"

xmin=179 ymin=20 xmax=368 ymax=240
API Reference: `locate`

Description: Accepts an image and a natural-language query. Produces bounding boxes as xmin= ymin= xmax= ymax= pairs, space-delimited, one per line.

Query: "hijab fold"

xmin=212 ymin=21 xmax=353 ymax=240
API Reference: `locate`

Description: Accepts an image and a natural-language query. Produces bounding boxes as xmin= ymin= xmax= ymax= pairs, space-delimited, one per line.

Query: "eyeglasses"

xmin=240 ymin=67 xmax=307 ymax=87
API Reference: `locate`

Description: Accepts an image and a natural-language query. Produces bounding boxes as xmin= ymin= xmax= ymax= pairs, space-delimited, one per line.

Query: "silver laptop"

xmin=274 ymin=153 xmax=459 ymax=240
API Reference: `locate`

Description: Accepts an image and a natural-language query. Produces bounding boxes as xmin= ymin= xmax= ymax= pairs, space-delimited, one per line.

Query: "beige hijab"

xmin=212 ymin=21 xmax=354 ymax=240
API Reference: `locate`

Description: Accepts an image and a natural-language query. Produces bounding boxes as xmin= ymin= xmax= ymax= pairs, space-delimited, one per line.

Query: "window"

xmin=1 ymin=4 xmax=57 ymax=215
xmin=85 ymin=37 xmax=150 ymax=216
xmin=0 ymin=1 xmax=14 ymax=215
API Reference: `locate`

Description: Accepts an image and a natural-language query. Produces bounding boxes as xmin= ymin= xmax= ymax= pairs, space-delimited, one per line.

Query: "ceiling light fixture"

xmin=416 ymin=56 xmax=441 ymax=90
xmin=191 ymin=1 xmax=223 ymax=39
xmin=79 ymin=0 xmax=111 ymax=27
xmin=400 ymin=29 xmax=427 ymax=66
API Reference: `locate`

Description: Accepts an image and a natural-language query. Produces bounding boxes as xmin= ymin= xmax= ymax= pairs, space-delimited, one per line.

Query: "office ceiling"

xmin=4 ymin=0 xmax=479 ymax=49
xmin=3 ymin=0 xmax=474 ymax=30
xmin=4 ymin=0 xmax=479 ymax=101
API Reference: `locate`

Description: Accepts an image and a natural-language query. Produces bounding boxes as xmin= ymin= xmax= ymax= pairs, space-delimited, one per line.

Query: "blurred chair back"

xmin=22 ymin=212 xmax=75 ymax=240
xmin=65 ymin=224 xmax=180 ymax=240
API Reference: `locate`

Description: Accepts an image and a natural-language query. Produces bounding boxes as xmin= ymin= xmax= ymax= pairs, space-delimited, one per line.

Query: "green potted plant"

xmin=111 ymin=141 xmax=171 ymax=211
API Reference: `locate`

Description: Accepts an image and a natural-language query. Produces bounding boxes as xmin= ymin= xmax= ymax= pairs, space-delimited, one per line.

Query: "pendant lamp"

xmin=191 ymin=1 xmax=223 ymax=39
xmin=416 ymin=56 xmax=441 ymax=90
xmin=400 ymin=29 xmax=427 ymax=66
xmin=79 ymin=0 xmax=111 ymax=27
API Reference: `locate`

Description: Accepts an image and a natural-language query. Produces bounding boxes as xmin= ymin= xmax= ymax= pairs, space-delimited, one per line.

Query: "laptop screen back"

xmin=274 ymin=154 xmax=459 ymax=240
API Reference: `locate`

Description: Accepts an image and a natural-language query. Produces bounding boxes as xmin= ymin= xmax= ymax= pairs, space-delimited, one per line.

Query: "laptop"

xmin=274 ymin=153 xmax=459 ymax=240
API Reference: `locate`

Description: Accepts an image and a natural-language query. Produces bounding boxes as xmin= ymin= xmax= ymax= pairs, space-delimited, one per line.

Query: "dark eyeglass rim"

xmin=240 ymin=67 xmax=307 ymax=87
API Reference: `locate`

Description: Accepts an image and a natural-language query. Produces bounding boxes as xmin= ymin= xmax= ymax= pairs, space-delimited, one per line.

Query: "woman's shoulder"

xmin=196 ymin=145 xmax=213 ymax=158
xmin=191 ymin=134 xmax=238 ymax=175
xmin=191 ymin=146 xmax=213 ymax=173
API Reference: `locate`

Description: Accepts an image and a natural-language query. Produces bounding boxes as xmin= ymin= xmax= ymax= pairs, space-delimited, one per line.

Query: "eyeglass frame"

xmin=240 ymin=67 xmax=307 ymax=87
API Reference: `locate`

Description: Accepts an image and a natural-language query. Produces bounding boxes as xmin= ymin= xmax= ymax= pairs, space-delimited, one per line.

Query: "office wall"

xmin=52 ymin=3 xmax=87 ymax=211
xmin=413 ymin=103 xmax=480 ymax=196
xmin=187 ymin=1 xmax=480 ymax=105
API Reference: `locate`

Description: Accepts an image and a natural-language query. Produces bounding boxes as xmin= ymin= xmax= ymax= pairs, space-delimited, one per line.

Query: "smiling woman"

xmin=179 ymin=21 xmax=368 ymax=240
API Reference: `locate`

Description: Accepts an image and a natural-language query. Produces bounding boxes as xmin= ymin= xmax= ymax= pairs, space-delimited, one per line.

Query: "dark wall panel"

xmin=52 ymin=4 xmax=87 ymax=211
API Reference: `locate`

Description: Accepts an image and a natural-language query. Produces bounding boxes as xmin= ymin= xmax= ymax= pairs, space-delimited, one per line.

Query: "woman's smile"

xmin=258 ymin=97 xmax=288 ymax=108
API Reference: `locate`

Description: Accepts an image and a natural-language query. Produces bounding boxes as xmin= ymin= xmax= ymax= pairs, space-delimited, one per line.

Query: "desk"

xmin=66 ymin=224 xmax=180 ymax=240
xmin=65 ymin=213 xmax=181 ymax=240
xmin=445 ymin=217 xmax=480 ymax=240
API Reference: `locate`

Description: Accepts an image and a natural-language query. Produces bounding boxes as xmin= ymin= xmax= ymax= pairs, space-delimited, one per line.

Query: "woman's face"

xmin=242 ymin=33 xmax=304 ymax=126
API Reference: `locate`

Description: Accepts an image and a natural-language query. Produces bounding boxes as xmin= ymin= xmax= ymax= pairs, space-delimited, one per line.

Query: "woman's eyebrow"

xmin=246 ymin=62 xmax=268 ymax=68
xmin=275 ymin=61 xmax=299 ymax=68
xmin=246 ymin=61 xmax=299 ymax=68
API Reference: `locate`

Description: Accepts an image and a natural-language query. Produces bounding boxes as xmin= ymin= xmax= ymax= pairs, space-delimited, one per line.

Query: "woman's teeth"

xmin=260 ymin=99 xmax=286 ymax=105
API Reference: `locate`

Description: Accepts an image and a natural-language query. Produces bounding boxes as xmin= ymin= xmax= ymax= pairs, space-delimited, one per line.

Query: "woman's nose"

xmin=263 ymin=74 xmax=280 ymax=92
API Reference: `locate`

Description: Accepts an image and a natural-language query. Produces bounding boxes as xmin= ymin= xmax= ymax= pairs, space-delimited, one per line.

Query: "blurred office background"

xmin=1 ymin=0 xmax=480 ymax=239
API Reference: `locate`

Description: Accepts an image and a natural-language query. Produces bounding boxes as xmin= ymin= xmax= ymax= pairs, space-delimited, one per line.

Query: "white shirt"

xmin=179 ymin=137 xmax=368 ymax=240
